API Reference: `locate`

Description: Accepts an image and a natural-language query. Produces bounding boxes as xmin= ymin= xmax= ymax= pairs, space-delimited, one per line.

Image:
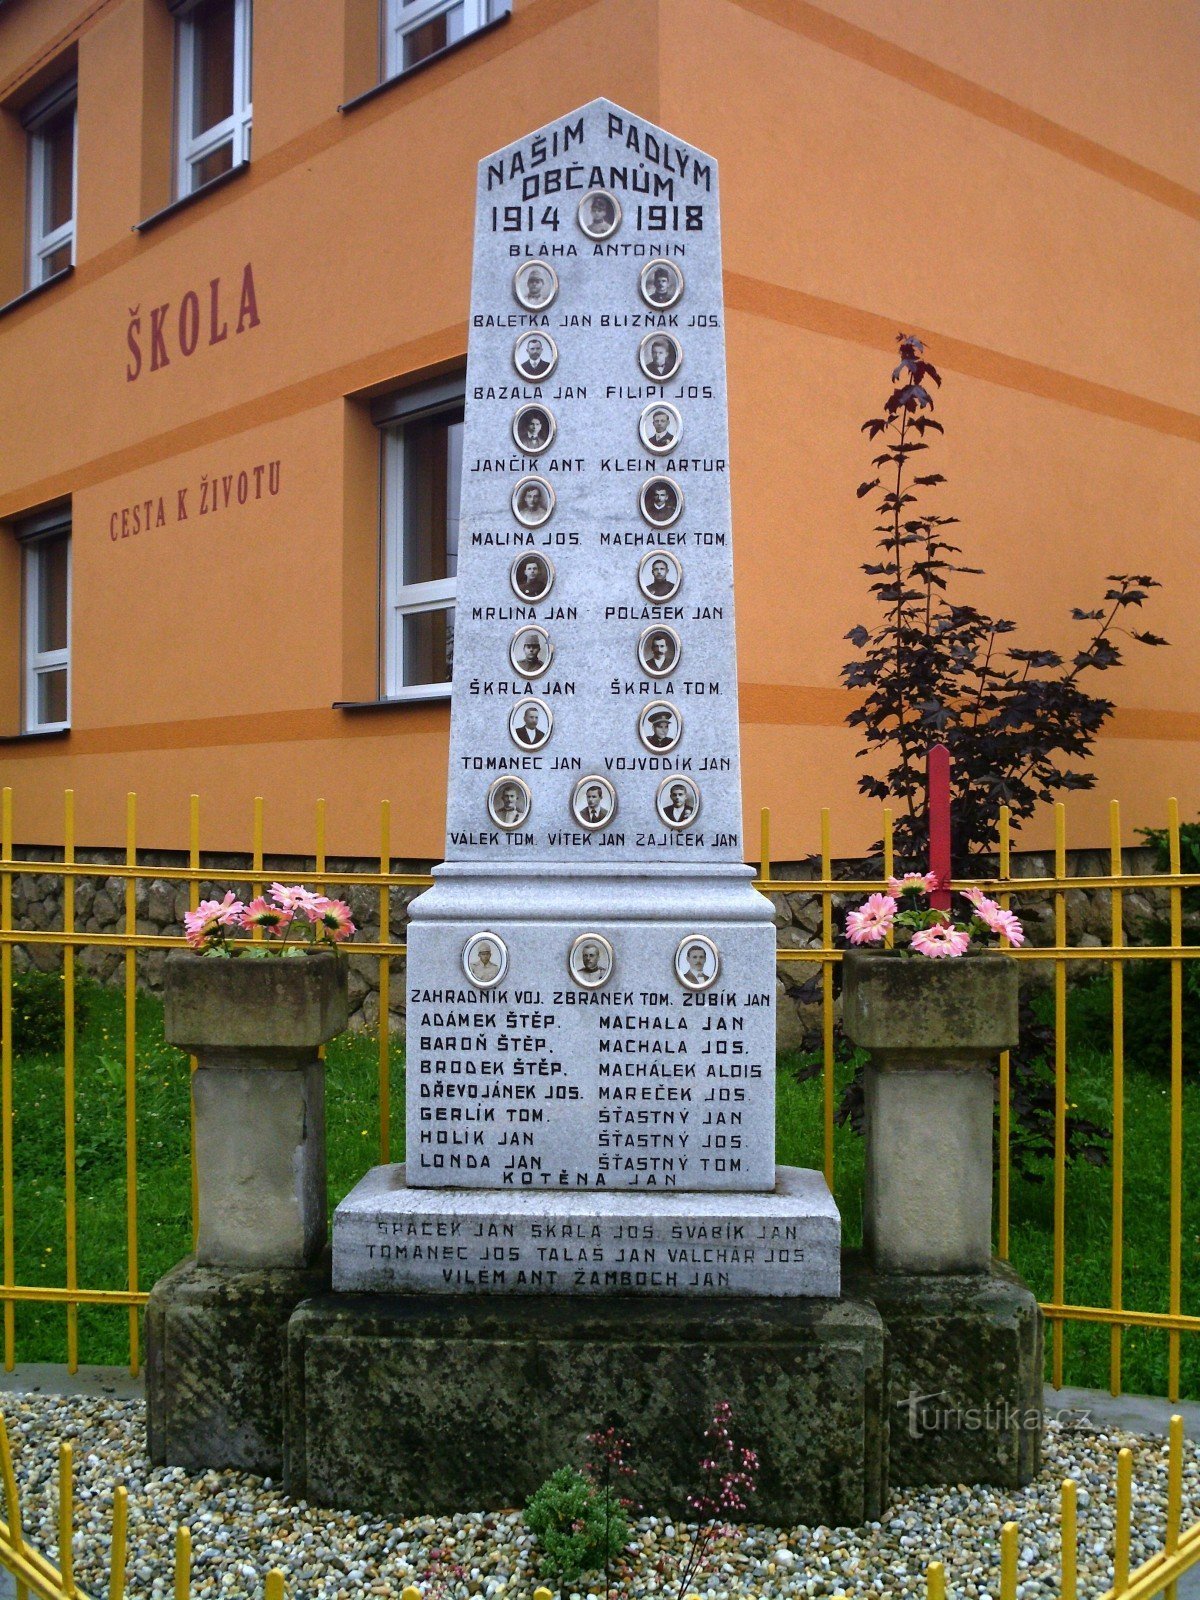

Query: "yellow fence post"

xmin=123 ymin=794 xmax=140 ymax=1377
xmin=997 ymin=806 xmax=1012 ymax=1261
xmin=188 ymin=795 xmax=200 ymax=1250
xmin=108 ymin=1484 xmax=127 ymax=1600
xmin=2 ymin=787 xmax=14 ymax=1371
xmin=1109 ymin=798 xmax=1125 ymax=1397
xmin=58 ymin=1440 xmax=76 ymax=1598
xmin=1000 ymin=1521 xmax=1018 ymax=1600
xmin=174 ymin=1524 xmax=191 ymax=1600
xmin=926 ymin=1560 xmax=946 ymax=1600
xmin=821 ymin=806 xmax=834 ymax=1187
xmin=63 ymin=790 xmax=79 ymax=1373
xmin=379 ymin=799 xmax=392 ymax=1166
xmin=1052 ymin=802 xmax=1067 ymax=1390
xmin=1167 ymin=798 xmax=1183 ymax=1401
xmin=263 ymin=1572 xmax=286 ymax=1600
xmin=1060 ymin=1477 xmax=1077 ymax=1600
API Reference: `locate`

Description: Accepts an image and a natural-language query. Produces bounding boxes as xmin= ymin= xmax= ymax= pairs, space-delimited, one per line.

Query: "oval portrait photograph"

xmin=638 ymin=476 xmax=683 ymax=529
xmin=510 ymin=550 xmax=555 ymax=603
xmin=512 ymin=260 xmax=558 ymax=311
xmin=639 ymin=401 xmax=682 ymax=455
xmin=638 ymin=550 xmax=683 ymax=604
xmin=462 ymin=930 xmax=509 ymax=989
xmin=639 ymin=258 xmax=684 ymax=309
xmin=638 ymin=331 xmax=683 ymax=383
xmin=511 ymin=474 xmax=555 ymax=529
xmin=568 ymin=932 xmax=614 ymax=991
xmin=674 ymin=934 xmax=720 ymax=992
xmin=513 ymin=330 xmax=558 ymax=383
xmin=486 ymin=776 xmax=532 ymax=832
xmin=571 ymin=774 xmax=617 ymax=832
xmin=508 ymin=700 xmax=553 ymax=752
xmin=638 ymin=701 xmax=682 ymax=754
xmin=577 ymin=188 xmax=621 ymax=240
xmin=510 ymin=623 xmax=553 ymax=679
xmin=656 ymin=774 xmax=702 ymax=829
xmin=637 ymin=624 xmax=681 ymax=678
xmin=512 ymin=403 xmax=556 ymax=456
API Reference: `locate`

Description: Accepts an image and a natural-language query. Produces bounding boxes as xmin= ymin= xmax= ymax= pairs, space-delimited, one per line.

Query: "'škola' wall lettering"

xmin=126 ymin=264 xmax=261 ymax=382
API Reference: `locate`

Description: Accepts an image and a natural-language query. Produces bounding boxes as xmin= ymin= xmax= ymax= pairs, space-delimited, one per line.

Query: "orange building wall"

xmin=0 ymin=0 xmax=1196 ymax=863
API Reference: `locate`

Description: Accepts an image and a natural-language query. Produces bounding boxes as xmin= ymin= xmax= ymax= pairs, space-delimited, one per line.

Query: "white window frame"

xmin=24 ymin=76 xmax=77 ymax=288
xmin=175 ymin=0 xmax=253 ymax=198
xmin=381 ymin=0 xmax=508 ymax=79
xmin=19 ymin=510 xmax=72 ymax=735
xmin=375 ymin=379 xmax=464 ymax=702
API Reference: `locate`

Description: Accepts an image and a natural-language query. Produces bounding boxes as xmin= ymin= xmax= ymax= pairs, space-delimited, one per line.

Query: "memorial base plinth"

xmin=146 ymin=1254 xmax=330 ymax=1476
xmin=845 ymin=1254 xmax=1043 ymax=1489
xmin=285 ymin=1291 xmax=886 ymax=1526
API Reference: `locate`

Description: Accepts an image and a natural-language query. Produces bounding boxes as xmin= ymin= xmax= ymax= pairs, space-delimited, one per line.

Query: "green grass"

xmin=5 ymin=984 xmax=1199 ymax=1398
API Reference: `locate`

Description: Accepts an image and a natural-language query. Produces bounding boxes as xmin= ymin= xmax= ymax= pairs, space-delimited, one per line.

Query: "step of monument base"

xmin=333 ymin=1164 xmax=840 ymax=1297
xmin=284 ymin=1290 xmax=886 ymax=1526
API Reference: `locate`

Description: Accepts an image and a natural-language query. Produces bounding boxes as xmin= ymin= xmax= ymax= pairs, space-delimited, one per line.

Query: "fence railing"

xmin=0 ymin=786 xmax=1197 ymax=1398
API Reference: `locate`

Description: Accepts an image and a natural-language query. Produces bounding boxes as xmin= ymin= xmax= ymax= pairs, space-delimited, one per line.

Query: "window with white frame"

xmin=382 ymin=0 xmax=508 ymax=77
xmin=374 ymin=380 xmax=463 ymax=699
xmin=24 ymin=76 xmax=77 ymax=287
xmin=175 ymin=0 xmax=252 ymax=196
xmin=19 ymin=510 xmax=71 ymax=734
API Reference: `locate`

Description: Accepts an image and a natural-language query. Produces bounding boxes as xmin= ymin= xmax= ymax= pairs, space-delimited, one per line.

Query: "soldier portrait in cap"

xmin=512 ymin=261 xmax=559 ymax=311
xmin=638 ymin=550 xmax=682 ymax=604
xmin=674 ymin=934 xmax=719 ymax=991
xmin=638 ymin=701 xmax=681 ymax=753
xmin=638 ymin=332 xmax=683 ymax=383
xmin=487 ymin=777 xmax=532 ymax=832
xmin=637 ymin=625 xmax=681 ymax=678
xmin=513 ymin=331 xmax=558 ymax=382
xmin=639 ymin=258 xmax=684 ymax=309
xmin=568 ymin=932 xmax=614 ymax=990
xmin=639 ymin=401 xmax=682 ymax=455
xmin=513 ymin=404 xmax=556 ymax=456
xmin=639 ymin=476 xmax=683 ymax=528
xmin=577 ymin=188 xmax=621 ymax=240
xmin=462 ymin=930 xmax=509 ymax=989
xmin=656 ymin=775 xmax=701 ymax=829
xmin=571 ymin=775 xmax=617 ymax=832
xmin=508 ymin=700 xmax=553 ymax=752
xmin=510 ymin=551 xmax=554 ymax=603
xmin=511 ymin=475 xmax=555 ymax=529
xmin=510 ymin=624 xmax=553 ymax=679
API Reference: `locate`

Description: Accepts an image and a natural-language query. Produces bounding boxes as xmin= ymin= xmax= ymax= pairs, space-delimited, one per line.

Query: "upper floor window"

xmin=18 ymin=509 xmax=72 ymax=733
xmin=374 ymin=379 xmax=463 ymax=699
xmin=175 ymin=0 xmax=252 ymax=195
xmin=382 ymin=0 xmax=507 ymax=76
xmin=24 ymin=76 xmax=76 ymax=286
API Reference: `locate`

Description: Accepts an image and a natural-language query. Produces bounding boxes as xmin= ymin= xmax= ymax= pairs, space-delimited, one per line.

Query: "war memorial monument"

xmin=148 ymin=100 xmax=1042 ymax=1529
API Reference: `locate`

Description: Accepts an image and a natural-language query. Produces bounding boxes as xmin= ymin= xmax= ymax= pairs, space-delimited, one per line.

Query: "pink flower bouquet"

xmin=183 ymin=881 xmax=356 ymax=957
xmin=843 ymin=875 xmax=1023 ymax=958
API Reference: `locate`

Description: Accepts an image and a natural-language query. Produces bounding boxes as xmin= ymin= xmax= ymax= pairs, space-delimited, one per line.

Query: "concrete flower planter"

xmin=842 ymin=948 xmax=1019 ymax=1273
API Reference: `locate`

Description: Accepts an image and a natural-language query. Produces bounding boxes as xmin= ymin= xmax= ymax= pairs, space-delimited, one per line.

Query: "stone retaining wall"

xmin=5 ymin=845 xmax=1175 ymax=1045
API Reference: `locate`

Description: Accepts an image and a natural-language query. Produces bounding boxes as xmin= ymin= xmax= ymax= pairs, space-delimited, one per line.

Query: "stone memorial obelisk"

xmin=334 ymin=98 xmax=839 ymax=1296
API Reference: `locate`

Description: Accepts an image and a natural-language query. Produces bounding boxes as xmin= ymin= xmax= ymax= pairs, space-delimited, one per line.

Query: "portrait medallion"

xmin=638 ymin=401 xmax=682 ymax=455
xmin=637 ymin=549 xmax=683 ymax=604
xmin=511 ymin=474 xmax=556 ymax=529
xmin=674 ymin=934 xmax=720 ymax=992
xmin=577 ymin=188 xmax=622 ymax=240
xmin=638 ymin=331 xmax=683 ymax=383
xmin=508 ymin=700 xmax=553 ymax=752
xmin=462 ymin=930 xmax=510 ymax=990
xmin=568 ymin=932 xmax=615 ymax=991
xmin=638 ymin=476 xmax=684 ymax=528
xmin=637 ymin=700 xmax=682 ymax=754
xmin=655 ymin=774 xmax=702 ymax=830
xmin=486 ymin=776 xmax=532 ymax=833
xmin=513 ymin=330 xmax=559 ymax=383
xmin=570 ymin=774 xmax=617 ymax=832
xmin=637 ymin=624 xmax=681 ymax=678
xmin=512 ymin=260 xmax=559 ymax=311
xmin=510 ymin=623 xmax=553 ymax=679
xmin=512 ymin=403 xmax=556 ymax=456
xmin=639 ymin=258 xmax=684 ymax=310
xmin=510 ymin=550 xmax=555 ymax=603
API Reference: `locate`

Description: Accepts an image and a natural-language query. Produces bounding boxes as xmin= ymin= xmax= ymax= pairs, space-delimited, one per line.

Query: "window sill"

xmin=0 ymin=266 xmax=74 ymax=322
xmin=335 ymin=691 xmax=451 ymax=712
xmin=338 ymin=9 xmax=511 ymax=114
xmin=0 ymin=727 xmax=70 ymax=745
xmin=133 ymin=161 xmax=250 ymax=235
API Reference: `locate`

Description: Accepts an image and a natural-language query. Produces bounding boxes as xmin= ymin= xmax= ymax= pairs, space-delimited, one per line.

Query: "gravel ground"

xmin=1 ymin=1393 xmax=1198 ymax=1599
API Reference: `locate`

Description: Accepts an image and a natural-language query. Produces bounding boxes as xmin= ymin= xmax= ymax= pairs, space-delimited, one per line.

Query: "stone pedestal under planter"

xmin=146 ymin=951 xmax=348 ymax=1473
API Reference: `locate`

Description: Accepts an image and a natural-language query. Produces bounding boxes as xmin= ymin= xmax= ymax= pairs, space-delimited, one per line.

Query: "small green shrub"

xmin=10 ymin=970 xmax=94 ymax=1055
xmin=524 ymin=1466 xmax=628 ymax=1585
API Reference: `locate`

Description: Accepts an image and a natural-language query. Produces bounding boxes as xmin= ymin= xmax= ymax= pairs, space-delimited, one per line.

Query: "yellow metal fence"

xmin=0 ymin=786 xmax=1196 ymax=1397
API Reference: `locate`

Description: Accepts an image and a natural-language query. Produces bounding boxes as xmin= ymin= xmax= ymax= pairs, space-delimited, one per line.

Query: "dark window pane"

xmin=192 ymin=0 xmax=236 ymax=137
xmin=43 ymin=243 xmax=71 ymax=279
xmin=403 ymin=2 xmax=463 ymax=67
xmin=37 ymin=535 xmax=69 ymax=653
xmin=193 ymin=139 xmax=234 ymax=188
xmin=402 ymin=412 xmax=462 ymax=585
xmin=41 ymin=107 xmax=74 ymax=234
xmin=402 ymin=607 xmax=454 ymax=686
xmin=37 ymin=669 xmax=68 ymax=726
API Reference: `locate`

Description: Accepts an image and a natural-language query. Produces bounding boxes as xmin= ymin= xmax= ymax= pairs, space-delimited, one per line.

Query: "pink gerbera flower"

xmin=961 ymin=886 xmax=998 ymax=915
xmin=911 ymin=922 xmax=971 ymax=958
xmin=241 ymin=896 xmax=292 ymax=936
xmin=312 ymin=899 xmax=355 ymax=942
xmin=983 ymin=906 xmax=1026 ymax=946
xmin=269 ymin=883 xmax=323 ymax=915
xmin=845 ymin=893 xmax=897 ymax=945
xmin=887 ymin=872 xmax=939 ymax=897
xmin=184 ymin=891 xmax=245 ymax=948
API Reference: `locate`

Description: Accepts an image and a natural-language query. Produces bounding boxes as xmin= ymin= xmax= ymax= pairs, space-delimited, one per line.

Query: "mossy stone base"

xmin=147 ymin=1254 xmax=331 ymax=1476
xmin=285 ymin=1292 xmax=886 ymax=1525
xmin=845 ymin=1254 xmax=1042 ymax=1488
